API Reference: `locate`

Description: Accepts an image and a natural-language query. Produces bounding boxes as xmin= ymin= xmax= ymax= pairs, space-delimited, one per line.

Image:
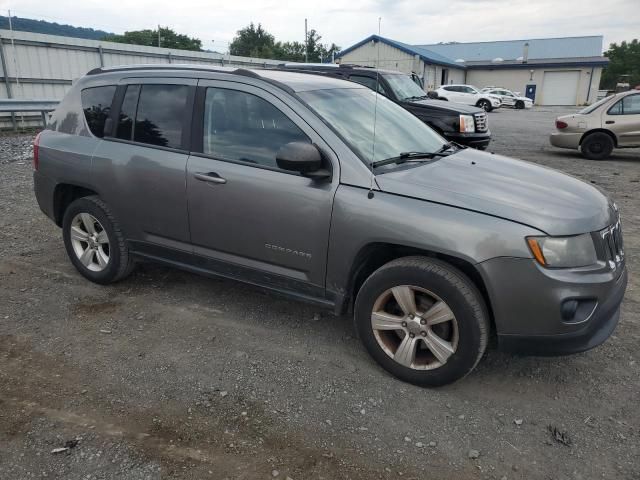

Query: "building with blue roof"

xmin=335 ymin=35 xmax=608 ymax=105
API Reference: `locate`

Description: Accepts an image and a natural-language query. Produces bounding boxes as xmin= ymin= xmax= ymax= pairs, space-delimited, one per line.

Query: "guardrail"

xmin=0 ymin=99 xmax=59 ymax=130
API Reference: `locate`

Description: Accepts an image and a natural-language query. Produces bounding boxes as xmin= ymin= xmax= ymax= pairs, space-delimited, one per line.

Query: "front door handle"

xmin=194 ymin=172 xmax=227 ymax=184
xmin=605 ymin=120 xmax=615 ymax=124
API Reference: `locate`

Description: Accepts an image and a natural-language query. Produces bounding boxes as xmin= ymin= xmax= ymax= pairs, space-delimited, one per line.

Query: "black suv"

xmin=278 ymin=64 xmax=491 ymax=150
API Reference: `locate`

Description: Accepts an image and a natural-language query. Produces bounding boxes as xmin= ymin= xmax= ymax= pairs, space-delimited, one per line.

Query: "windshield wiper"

xmin=403 ymin=95 xmax=429 ymax=101
xmin=371 ymin=144 xmax=456 ymax=168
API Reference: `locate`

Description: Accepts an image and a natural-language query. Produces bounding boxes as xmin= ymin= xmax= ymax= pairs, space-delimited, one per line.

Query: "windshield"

xmin=383 ymin=74 xmax=428 ymax=101
xmin=579 ymin=95 xmax=617 ymax=114
xmin=298 ymin=88 xmax=447 ymax=164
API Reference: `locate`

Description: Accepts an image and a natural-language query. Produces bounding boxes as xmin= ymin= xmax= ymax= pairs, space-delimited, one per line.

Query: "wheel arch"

xmin=579 ymin=129 xmax=618 ymax=148
xmin=53 ymin=183 xmax=99 ymax=227
xmin=340 ymin=242 xmax=495 ymax=330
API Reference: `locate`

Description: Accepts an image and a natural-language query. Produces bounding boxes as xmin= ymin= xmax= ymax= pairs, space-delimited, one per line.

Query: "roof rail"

xmin=86 ymin=64 xmax=297 ymax=95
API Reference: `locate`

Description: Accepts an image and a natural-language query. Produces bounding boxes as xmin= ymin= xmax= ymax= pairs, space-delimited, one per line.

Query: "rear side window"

xmin=134 ymin=84 xmax=189 ymax=148
xmin=81 ymin=85 xmax=116 ymax=138
xmin=202 ymin=88 xmax=310 ymax=169
xmin=609 ymin=94 xmax=640 ymax=115
xmin=349 ymin=75 xmax=387 ymax=95
xmin=114 ymin=84 xmax=189 ymax=148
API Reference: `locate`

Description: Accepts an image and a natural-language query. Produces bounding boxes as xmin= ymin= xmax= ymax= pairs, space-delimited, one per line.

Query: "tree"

xmin=229 ymin=23 xmax=340 ymax=62
xmin=103 ymin=27 xmax=202 ymax=51
xmin=601 ymin=39 xmax=640 ymax=90
xmin=229 ymin=23 xmax=276 ymax=58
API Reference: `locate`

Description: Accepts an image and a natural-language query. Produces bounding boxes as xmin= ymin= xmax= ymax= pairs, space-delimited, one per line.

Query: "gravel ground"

xmin=1 ymin=108 xmax=639 ymax=480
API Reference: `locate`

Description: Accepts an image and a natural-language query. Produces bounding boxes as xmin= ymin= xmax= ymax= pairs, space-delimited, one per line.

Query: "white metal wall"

xmin=338 ymin=40 xmax=464 ymax=91
xmin=0 ymin=29 xmax=286 ymax=128
xmin=465 ymin=66 xmax=602 ymax=105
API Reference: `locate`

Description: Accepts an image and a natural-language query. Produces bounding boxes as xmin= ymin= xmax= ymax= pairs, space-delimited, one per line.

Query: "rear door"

xmin=92 ymin=78 xmax=196 ymax=250
xmin=185 ymin=80 xmax=340 ymax=296
xmin=604 ymin=93 xmax=640 ymax=146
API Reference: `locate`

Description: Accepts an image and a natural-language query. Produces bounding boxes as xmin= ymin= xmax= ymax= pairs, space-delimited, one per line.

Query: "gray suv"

xmin=33 ymin=65 xmax=627 ymax=386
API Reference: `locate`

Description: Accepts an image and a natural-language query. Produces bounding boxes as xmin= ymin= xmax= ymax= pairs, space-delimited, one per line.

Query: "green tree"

xmin=103 ymin=27 xmax=202 ymax=51
xmin=229 ymin=23 xmax=276 ymax=58
xmin=229 ymin=23 xmax=340 ymax=62
xmin=601 ymin=39 xmax=640 ymax=90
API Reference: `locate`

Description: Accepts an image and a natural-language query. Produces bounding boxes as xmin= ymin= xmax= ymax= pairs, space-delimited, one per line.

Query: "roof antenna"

xmin=367 ymin=17 xmax=382 ymax=200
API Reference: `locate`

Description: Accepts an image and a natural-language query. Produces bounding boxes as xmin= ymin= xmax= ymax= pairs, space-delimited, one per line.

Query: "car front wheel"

xmin=477 ymin=99 xmax=492 ymax=112
xmin=354 ymin=257 xmax=489 ymax=387
xmin=62 ymin=196 xmax=135 ymax=284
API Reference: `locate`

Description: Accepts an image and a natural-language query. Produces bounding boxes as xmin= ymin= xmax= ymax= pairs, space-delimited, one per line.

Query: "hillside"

xmin=0 ymin=15 xmax=113 ymax=40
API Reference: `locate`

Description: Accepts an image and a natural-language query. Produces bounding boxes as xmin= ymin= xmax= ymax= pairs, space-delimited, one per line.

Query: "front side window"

xmin=299 ymin=88 xmax=446 ymax=165
xmin=133 ymin=84 xmax=189 ymax=148
xmin=81 ymin=85 xmax=116 ymax=138
xmin=203 ymin=88 xmax=310 ymax=169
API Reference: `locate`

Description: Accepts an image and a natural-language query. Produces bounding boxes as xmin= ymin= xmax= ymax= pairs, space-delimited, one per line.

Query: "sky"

xmin=0 ymin=0 xmax=637 ymax=53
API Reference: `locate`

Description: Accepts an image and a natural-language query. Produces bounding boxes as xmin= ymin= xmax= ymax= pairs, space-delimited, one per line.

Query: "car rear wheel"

xmin=581 ymin=132 xmax=614 ymax=160
xmin=62 ymin=196 xmax=135 ymax=284
xmin=354 ymin=257 xmax=489 ymax=387
xmin=477 ymin=99 xmax=492 ymax=112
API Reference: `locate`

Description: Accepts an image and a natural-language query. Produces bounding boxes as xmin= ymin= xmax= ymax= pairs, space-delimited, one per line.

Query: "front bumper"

xmin=444 ymin=131 xmax=491 ymax=149
xmin=478 ymin=256 xmax=627 ymax=356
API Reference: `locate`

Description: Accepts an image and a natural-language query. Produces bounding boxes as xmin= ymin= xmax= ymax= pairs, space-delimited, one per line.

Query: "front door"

xmin=185 ymin=80 xmax=339 ymax=296
xmin=604 ymin=93 xmax=640 ymax=147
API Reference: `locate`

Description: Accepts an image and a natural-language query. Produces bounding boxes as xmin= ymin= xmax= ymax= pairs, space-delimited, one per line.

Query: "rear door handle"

xmin=605 ymin=120 xmax=615 ymax=124
xmin=194 ymin=172 xmax=227 ymax=184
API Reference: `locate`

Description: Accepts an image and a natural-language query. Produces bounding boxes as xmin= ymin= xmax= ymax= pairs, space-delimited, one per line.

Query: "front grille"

xmin=474 ymin=112 xmax=488 ymax=133
xmin=600 ymin=221 xmax=624 ymax=265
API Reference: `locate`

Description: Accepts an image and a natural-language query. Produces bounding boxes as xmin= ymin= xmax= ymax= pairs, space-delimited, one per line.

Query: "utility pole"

xmin=158 ymin=25 xmax=161 ymax=48
xmin=304 ymin=18 xmax=308 ymax=63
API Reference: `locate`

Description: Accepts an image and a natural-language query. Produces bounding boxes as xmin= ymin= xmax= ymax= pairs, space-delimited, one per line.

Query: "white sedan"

xmin=481 ymin=87 xmax=533 ymax=109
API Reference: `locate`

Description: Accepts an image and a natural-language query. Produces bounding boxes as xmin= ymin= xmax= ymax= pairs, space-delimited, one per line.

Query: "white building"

xmin=335 ymin=35 xmax=608 ymax=106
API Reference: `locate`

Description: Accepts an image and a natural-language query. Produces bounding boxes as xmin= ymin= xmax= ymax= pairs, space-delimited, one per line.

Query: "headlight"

xmin=526 ymin=234 xmax=597 ymax=268
xmin=459 ymin=114 xmax=475 ymax=133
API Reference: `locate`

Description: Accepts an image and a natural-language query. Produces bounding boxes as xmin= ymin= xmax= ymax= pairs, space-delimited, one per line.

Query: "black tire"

xmin=354 ymin=257 xmax=489 ymax=387
xmin=515 ymin=100 xmax=525 ymax=109
xmin=477 ymin=99 xmax=492 ymax=112
xmin=62 ymin=196 xmax=135 ymax=284
xmin=581 ymin=132 xmax=614 ymax=160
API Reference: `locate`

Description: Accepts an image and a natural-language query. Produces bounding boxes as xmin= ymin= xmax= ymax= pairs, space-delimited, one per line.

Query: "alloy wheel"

xmin=371 ymin=285 xmax=459 ymax=370
xmin=69 ymin=213 xmax=110 ymax=272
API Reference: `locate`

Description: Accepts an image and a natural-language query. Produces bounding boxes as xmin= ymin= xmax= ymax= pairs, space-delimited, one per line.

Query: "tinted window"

xmin=349 ymin=75 xmax=387 ymax=95
xmin=116 ymin=84 xmax=140 ymax=141
xmin=133 ymin=84 xmax=189 ymax=148
xmin=81 ymin=85 xmax=116 ymax=137
xmin=203 ymin=88 xmax=310 ymax=169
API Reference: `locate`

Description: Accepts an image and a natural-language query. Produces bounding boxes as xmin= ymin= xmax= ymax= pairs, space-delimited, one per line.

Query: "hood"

xmin=375 ymin=149 xmax=615 ymax=236
xmin=405 ymin=99 xmax=484 ymax=115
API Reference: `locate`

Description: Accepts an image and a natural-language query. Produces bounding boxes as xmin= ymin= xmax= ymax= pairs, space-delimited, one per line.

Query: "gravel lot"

xmin=1 ymin=107 xmax=639 ymax=480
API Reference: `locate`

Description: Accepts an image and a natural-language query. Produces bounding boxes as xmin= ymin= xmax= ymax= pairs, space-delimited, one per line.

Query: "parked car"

xmin=550 ymin=90 xmax=640 ymax=159
xmin=481 ymin=87 xmax=533 ymax=109
xmin=34 ymin=65 xmax=627 ymax=387
xmin=279 ymin=64 xmax=491 ymax=149
xmin=435 ymin=84 xmax=502 ymax=112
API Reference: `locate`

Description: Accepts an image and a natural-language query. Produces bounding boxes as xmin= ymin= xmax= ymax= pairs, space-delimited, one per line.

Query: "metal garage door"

xmin=541 ymin=71 xmax=580 ymax=105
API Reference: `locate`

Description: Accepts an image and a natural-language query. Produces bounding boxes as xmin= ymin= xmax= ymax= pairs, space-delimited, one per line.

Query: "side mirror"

xmin=276 ymin=142 xmax=331 ymax=179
